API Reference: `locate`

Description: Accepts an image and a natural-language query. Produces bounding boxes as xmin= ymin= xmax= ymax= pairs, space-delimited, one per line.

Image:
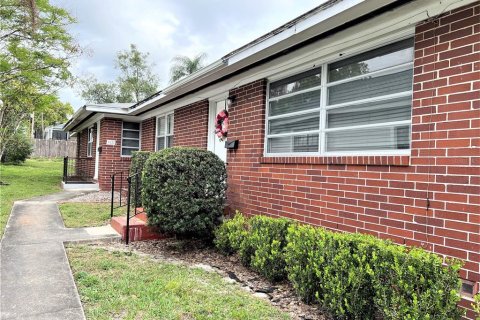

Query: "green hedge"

xmin=215 ymin=214 xmax=292 ymax=281
xmin=130 ymin=151 xmax=152 ymax=207
xmin=142 ymin=147 xmax=226 ymax=238
xmin=473 ymin=294 xmax=480 ymax=320
xmin=216 ymin=213 xmax=463 ymax=319
xmin=214 ymin=212 xmax=248 ymax=255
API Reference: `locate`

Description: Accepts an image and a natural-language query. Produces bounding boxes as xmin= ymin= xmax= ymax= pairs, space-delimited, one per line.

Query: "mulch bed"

xmin=95 ymin=238 xmax=329 ymax=320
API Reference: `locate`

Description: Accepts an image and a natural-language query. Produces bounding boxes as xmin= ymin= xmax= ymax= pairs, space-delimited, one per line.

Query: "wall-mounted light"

xmin=227 ymin=95 xmax=236 ymax=108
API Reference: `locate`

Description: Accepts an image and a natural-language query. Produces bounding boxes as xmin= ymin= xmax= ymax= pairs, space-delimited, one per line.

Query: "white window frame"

xmin=121 ymin=121 xmax=141 ymax=157
xmin=86 ymin=127 xmax=94 ymax=157
xmin=264 ymin=39 xmax=413 ymax=157
xmin=155 ymin=112 xmax=174 ymax=151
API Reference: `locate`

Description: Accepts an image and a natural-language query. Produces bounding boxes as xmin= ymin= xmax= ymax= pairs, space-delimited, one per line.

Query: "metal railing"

xmin=110 ymin=171 xmax=127 ymax=217
xmin=110 ymin=170 xmax=144 ymax=244
xmin=125 ymin=171 xmax=145 ymax=244
xmin=63 ymin=156 xmax=95 ymax=183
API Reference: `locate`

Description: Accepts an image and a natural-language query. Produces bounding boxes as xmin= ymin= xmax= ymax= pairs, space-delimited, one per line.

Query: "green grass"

xmin=67 ymin=245 xmax=290 ymax=320
xmin=59 ymin=203 xmax=124 ymax=228
xmin=0 ymin=159 xmax=63 ymax=236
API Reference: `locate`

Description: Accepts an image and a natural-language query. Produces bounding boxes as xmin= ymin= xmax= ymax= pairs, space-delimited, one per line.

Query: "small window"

xmin=87 ymin=128 xmax=94 ymax=157
xmin=121 ymin=122 xmax=140 ymax=156
xmin=156 ymin=113 xmax=174 ymax=151
xmin=265 ymin=38 xmax=414 ymax=155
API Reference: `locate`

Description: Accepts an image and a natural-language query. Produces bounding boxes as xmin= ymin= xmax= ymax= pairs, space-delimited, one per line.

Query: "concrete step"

xmin=110 ymin=214 xmax=165 ymax=242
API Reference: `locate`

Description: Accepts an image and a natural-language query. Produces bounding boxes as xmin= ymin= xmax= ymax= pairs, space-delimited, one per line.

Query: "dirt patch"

xmin=92 ymin=239 xmax=329 ymax=320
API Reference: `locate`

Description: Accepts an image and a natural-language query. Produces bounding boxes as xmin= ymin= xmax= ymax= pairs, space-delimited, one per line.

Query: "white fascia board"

xmin=226 ymin=0 xmax=371 ymax=65
xmin=85 ymin=106 xmax=129 ymax=114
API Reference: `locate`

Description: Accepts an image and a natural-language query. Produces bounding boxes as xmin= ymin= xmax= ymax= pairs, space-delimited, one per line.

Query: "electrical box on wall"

xmin=225 ymin=140 xmax=238 ymax=150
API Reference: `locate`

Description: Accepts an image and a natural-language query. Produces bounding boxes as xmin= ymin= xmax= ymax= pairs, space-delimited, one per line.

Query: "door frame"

xmin=207 ymin=92 xmax=229 ymax=155
xmin=93 ymin=120 xmax=101 ymax=180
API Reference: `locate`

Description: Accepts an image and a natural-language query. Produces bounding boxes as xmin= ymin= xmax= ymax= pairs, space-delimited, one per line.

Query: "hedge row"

xmin=215 ymin=213 xmax=463 ymax=320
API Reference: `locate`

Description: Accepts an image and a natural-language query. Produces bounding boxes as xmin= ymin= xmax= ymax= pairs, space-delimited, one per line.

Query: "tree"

xmin=78 ymin=44 xmax=160 ymax=104
xmin=169 ymin=53 xmax=207 ymax=83
xmin=32 ymin=97 xmax=73 ymax=137
xmin=79 ymin=76 xmax=118 ymax=104
xmin=116 ymin=44 xmax=159 ymax=102
xmin=0 ymin=0 xmax=80 ymax=159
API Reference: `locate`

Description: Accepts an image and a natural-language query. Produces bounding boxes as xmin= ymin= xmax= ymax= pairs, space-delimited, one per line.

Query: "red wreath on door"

xmin=215 ymin=109 xmax=229 ymax=141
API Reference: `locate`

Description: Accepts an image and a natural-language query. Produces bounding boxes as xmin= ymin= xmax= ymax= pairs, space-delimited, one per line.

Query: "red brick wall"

xmin=141 ymin=117 xmax=156 ymax=151
xmin=173 ymin=99 xmax=209 ymax=148
xmin=226 ymin=4 xmax=479 ymax=316
xmin=98 ymin=118 xmax=131 ymax=190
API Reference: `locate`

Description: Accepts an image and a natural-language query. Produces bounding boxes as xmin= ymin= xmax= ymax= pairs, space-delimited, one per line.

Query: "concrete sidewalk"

xmin=0 ymin=191 xmax=121 ymax=320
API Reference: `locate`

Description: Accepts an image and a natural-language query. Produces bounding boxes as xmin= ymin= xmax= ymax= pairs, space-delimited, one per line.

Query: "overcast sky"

xmin=51 ymin=0 xmax=322 ymax=110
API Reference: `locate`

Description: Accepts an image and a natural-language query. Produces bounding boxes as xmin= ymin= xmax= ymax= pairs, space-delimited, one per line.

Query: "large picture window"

xmin=121 ymin=122 xmax=140 ymax=156
xmin=156 ymin=113 xmax=174 ymax=151
xmin=265 ymin=38 xmax=414 ymax=155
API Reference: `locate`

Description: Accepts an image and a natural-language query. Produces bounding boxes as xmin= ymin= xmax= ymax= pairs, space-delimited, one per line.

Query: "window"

xmin=156 ymin=113 xmax=174 ymax=151
xmin=265 ymin=38 xmax=414 ymax=155
xmin=121 ymin=122 xmax=140 ymax=156
xmin=87 ymin=127 xmax=94 ymax=157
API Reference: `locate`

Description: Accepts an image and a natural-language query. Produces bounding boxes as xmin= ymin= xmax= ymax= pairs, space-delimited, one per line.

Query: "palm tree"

xmin=169 ymin=53 xmax=207 ymax=83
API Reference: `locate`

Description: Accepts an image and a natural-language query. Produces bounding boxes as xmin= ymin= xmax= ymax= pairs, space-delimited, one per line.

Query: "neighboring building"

xmin=64 ymin=0 xmax=480 ymax=316
xmin=43 ymin=123 xmax=70 ymax=140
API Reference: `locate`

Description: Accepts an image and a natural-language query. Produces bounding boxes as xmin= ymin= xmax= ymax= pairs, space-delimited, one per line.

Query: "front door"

xmin=209 ymin=99 xmax=227 ymax=162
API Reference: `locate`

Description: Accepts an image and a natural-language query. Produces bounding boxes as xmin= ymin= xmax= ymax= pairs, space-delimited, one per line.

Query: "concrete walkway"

xmin=0 ymin=191 xmax=121 ymax=320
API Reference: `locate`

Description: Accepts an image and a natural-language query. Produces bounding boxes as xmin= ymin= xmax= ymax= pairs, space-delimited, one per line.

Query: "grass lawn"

xmin=0 ymin=159 xmax=63 ymax=236
xmin=68 ymin=245 xmax=290 ymax=320
xmin=59 ymin=202 xmax=124 ymax=228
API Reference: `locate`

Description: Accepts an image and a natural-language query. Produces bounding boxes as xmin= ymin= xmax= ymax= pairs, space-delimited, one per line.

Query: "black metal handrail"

xmin=63 ymin=156 xmax=95 ymax=183
xmin=110 ymin=171 xmax=127 ymax=217
xmin=125 ymin=171 xmax=145 ymax=245
xmin=110 ymin=170 xmax=144 ymax=244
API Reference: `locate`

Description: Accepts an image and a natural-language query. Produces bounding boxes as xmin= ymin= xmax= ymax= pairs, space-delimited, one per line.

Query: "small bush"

xmin=214 ymin=212 xmax=248 ymax=255
xmin=1 ymin=133 xmax=33 ymax=164
xmin=473 ymin=293 xmax=480 ymax=320
xmin=372 ymin=245 xmax=463 ymax=320
xmin=142 ymin=147 xmax=226 ymax=238
xmin=129 ymin=151 xmax=152 ymax=206
xmin=285 ymin=225 xmax=376 ymax=319
xmin=244 ymin=215 xmax=293 ymax=282
xmin=215 ymin=214 xmax=463 ymax=319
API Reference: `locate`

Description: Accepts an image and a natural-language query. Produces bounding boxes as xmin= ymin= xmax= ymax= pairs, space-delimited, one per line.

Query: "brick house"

xmin=64 ymin=0 xmax=480 ymax=316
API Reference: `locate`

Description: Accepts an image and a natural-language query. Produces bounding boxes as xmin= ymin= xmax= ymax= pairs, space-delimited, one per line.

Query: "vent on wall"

xmin=460 ymin=279 xmax=476 ymax=298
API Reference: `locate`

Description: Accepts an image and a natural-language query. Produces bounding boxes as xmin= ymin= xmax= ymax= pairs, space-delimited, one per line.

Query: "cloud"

xmin=52 ymin=0 xmax=321 ymax=109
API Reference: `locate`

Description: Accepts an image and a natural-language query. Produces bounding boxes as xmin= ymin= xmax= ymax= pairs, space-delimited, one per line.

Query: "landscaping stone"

xmin=253 ymin=292 xmax=271 ymax=299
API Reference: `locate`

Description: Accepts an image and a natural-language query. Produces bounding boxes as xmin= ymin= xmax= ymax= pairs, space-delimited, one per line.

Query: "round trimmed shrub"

xmin=1 ymin=133 xmax=33 ymax=164
xmin=142 ymin=147 xmax=226 ymax=238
